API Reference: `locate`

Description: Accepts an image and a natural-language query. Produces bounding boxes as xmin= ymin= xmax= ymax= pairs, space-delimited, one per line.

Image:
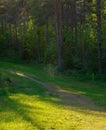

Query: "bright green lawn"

xmin=0 ymin=60 xmax=106 ymax=130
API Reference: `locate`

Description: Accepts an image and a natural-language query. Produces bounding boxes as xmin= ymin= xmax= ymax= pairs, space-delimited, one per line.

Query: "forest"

xmin=0 ymin=0 xmax=106 ymax=73
xmin=0 ymin=0 xmax=106 ymax=130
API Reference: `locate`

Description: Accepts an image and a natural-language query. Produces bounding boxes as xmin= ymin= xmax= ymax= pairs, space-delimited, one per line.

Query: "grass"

xmin=0 ymin=59 xmax=106 ymax=130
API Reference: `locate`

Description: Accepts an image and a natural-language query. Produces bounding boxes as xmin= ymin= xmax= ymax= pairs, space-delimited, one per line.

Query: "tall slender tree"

xmin=54 ymin=0 xmax=63 ymax=71
xmin=96 ymin=0 xmax=102 ymax=73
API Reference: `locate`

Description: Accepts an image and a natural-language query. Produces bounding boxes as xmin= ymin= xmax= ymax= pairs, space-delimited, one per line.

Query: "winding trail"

xmin=1 ymin=68 xmax=96 ymax=109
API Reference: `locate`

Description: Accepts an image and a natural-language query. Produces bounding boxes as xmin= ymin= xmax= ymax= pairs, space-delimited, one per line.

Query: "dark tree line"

xmin=0 ymin=0 xmax=106 ymax=73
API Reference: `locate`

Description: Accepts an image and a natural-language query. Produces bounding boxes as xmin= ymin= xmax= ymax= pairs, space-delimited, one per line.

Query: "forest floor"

xmin=0 ymin=60 xmax=106 ymax=130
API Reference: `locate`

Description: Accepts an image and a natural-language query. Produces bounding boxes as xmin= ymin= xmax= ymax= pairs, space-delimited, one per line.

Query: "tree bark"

xmin=81 ymin=0 xmax=86 ymax=70
xmin=73 ymin=0 xmax=78 ymax=57
xmin=54 ymin=0 xmax=63 ymax=71
xmin=96 ymin=0 xmax=102 ymax=73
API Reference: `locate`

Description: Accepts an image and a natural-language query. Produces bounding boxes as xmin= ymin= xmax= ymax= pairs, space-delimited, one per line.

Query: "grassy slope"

xmin=0 ymin=60 xmax=106 ymax=130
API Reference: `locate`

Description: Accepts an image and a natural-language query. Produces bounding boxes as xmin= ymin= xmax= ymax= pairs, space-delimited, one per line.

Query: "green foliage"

xmin=22 ymin=27 xmax=37 ymax=60
xmin=0 ymin=0 xmax=106 ymax=73
xmin=0 ymin=73 xmax=7 ymax=96
xmin=0 ymin=73 xmax=14 ymax=96
xmin=44 ymin=41 xmax=57 ymax=64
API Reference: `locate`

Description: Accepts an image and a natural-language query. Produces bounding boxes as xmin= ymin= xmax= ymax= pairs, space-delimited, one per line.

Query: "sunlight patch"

xmin=16 ymin=72 xmax=25 ymax=77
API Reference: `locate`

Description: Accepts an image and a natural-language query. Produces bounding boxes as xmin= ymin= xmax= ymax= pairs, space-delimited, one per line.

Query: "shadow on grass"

xmin=0 ymin=95 xmax=46 ymax=130
xmin=0 ymin=68 xmax=106 ymax=129
xmin=15 ymin=71 xmax=106 ymax=112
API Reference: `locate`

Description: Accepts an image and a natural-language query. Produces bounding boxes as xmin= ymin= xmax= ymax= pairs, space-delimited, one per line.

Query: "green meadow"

xmin=0 ymin=60 xmax=106 ymax=130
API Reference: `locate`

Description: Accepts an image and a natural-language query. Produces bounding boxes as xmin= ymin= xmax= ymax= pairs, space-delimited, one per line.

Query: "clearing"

xmin=0 ymin=60 xmax=106 ymax=130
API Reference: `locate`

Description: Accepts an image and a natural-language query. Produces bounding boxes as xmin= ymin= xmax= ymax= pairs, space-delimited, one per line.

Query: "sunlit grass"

xmin=0 ymin=93 xmax=106 ymax=130
xmin=0 ymin=60 xmax=106 ymax=130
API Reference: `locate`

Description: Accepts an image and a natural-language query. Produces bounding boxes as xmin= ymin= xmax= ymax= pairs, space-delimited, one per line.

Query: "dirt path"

xmin=1 ymin=69 xmax=96 ymax=109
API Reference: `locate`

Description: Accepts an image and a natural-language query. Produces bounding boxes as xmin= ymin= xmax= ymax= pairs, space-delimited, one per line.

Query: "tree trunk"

xmin=81 ymin=23 xmax=86 ymax=70
xmin=73 ymin=0 xmax=78 ymax=57
xmin=19 ymin=24 xmax=23 ymax=59
xmin=54 ymin=0 xmax=63 ymax=71
xmin=14 ymin=23 xmax=18 ymax=53
xmin=37 ymin=28 xmax=41 ymax=63
xmin=46 ymin=18 xmax=49 ymax=44
xmin=96 ymin=0 xmax=102 ymax=73
xmin=81 ymin=0 xmax=86 ymax=70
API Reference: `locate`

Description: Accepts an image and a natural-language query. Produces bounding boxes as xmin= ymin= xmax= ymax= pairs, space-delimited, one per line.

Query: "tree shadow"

xmin=13 ymin=70 xmax=106 ymax=113
xmin=0 ymin=68 xmax=106 ymax=129
xmin=0 ymin=95 xmax=45 ymax=130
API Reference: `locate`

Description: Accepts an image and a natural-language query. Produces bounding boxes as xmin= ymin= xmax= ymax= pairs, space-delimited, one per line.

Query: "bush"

xmin=0 ymin=73 xmax=13 ymax=96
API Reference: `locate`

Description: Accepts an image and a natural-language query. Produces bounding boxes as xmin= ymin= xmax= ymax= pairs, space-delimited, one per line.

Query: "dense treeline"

xmin=0 ymin=0 xmax=106 ymax=73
